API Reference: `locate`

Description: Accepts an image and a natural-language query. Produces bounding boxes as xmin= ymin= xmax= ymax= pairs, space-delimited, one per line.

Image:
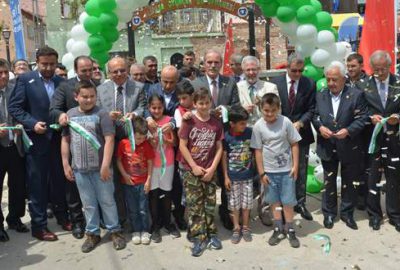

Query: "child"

xmin=61 ymin=80 xmax=126 ymax=253
xmin=174 ymin=80 xmax=195 ymax=129
xmin=250 ymin=93 xmax=301 ymax=248
xmin=147 ymin=94 xmax=180 ymax=243
xmin=179 ymin=88 xmax=224 ymax=257
xmin=116 ymin=117 xmax=154 ymax=245
xmin=222 ymin=105 xmax=255 ymax=244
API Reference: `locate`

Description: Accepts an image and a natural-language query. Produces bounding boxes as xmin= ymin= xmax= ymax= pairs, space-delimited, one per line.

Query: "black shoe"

xmin=72 ymin=223 xmax=85 ymax=239
xmin=287 ymin=228 xmax=300 ymax=248
xmin=340 ymin=216 xmax=358 ymax=230
xmin=369 ymin=218 xmax=381 ymax=230
xmin=7 ymin=220 xmax=29 ymax=233
xmin=268 ymin=227 xmax=285 ymax=246
xmin=176 ymin=218 xmax=188 ymax=231
xmin=294 ymin=204 xmax=313 ymax=221
xmin=219 ymin=206 xmax=233 ymax=230
xmin=323 ymin=216 xmax=334 ymax=229
xmin=165 ymin=223 xmax=181 ymax=238
xmin=0 ymin=228 xmax=9 ymax=242
xmin=151 ymin=229 xmax=162 ymax=243
xmin=388 ymin=220 xmax=400 ymax=232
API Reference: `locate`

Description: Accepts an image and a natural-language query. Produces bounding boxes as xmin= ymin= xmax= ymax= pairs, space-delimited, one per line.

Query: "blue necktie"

xmin=379 ymin=81 xmax=387 ymax=108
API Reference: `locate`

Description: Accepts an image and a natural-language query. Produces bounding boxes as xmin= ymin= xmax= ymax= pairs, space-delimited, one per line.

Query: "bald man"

xmin=130 ymin=64 xmax=146 ymax=83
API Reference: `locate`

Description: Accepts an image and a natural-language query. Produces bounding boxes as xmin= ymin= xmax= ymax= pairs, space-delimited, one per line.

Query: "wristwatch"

xmin=259 ymin=172 xmax=267 ymax=178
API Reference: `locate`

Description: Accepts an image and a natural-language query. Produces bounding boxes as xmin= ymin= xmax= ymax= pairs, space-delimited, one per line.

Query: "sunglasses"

xmin=290 ymin=69 xmax=304 ymax=73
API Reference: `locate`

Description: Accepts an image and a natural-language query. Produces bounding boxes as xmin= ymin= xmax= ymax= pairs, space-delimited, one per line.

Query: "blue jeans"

xmin=265 ymin=172 xmax=297 ymax=206
xmin=123 ymin=184 xmax=149 ymax=232
xmin=74 ymin=171 xmax=121 ymax=235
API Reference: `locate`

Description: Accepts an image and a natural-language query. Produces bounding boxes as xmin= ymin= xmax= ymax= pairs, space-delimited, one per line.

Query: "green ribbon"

xmin=124 ymin=118 xmax=135 ymax=153
xmin=0 ymin=125 xmax=33 ymax=151
xmin=313 ymin=234 xmax=331 ymax=255
xmin=217 ymin=105 xmax=229 ymax=123
xmin=157 ymin=127 xmax=166 ymax=176
xmin=368 ymin=117 xmax=390 ymax=154
xmin=51 ymin=122 xmax=101 ymax=150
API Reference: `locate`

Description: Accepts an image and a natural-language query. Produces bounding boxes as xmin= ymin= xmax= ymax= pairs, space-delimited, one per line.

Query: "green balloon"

xmin=304 ymin=57 xmax=312 ymax=66
xmin=310 ymin=0 xmax=322 ymax=12
xmin=303 ymin=64 xmax=323 ymax=81
xmin=102 ymin=27 xmax=119 ymax=42
xmin=104 ymin=41 xmax=113 ymax=52
xmin=98 ymin=0 xmax=117 ymax=12
xmin=83 ymin=16 xmax=102 ymax=34
xmin=294 ymin=0 xmax=311 ymax=8
xmin=296 ymin=5 xmax=316 ymax=24
xmin=329 ymin=27 xmax=339 ymax=41
xmin=90 ymin=51 xmax=109 ymax=65
xmin=317 ymin=77 xmax=327 ymax=91
xmin=88 ymin=34 xmax=106 ymax=53
xmin=85 ymin=0 xmax=102 ymax=17
xmin=276 ymin=6 xmax=297 ymax=23
xmin=259 ymin=1 xmax=280 ymax=18
xmin=306 ymin=174 xmax=323 ymax=193
xmin=99 ymin=12 xmax=119 ymax=28
xmin=315 ymin=11 xmax=333 ymax=30
xmin=276 ymin=0 xmax=291 ymax=5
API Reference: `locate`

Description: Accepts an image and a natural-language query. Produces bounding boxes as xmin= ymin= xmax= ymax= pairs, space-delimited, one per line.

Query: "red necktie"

xmin=289 ymin=80 xmax=296 ymax=109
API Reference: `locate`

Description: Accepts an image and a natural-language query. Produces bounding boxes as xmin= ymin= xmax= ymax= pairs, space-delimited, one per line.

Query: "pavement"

xmin=1 ymin=179 xmax=399 ymax=270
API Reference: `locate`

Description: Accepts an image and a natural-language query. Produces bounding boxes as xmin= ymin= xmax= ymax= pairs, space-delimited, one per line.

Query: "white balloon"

xmin=280 ymin=20 xmax=299 ymax=37
xmin=296 ymin=24 xmax=317 ymax=43
xmin=314 ymin=165 xmax=324 ymax=184
xmin=61 ymin=53 xmax=75 ymax=71
xmin=66 ymin=38 xmax=75 ymax=52
xmin=70 ymin=40 xmax=91 ymax=56
xmin=296 ymin=41 xmax=316 ymax=58
xmin=335 ymin=42 xmax=347 ymax=59
xmin=311 ymin=48 xmax=331 ymax=67
xmin=79 ymin=12 xmax=89 ymax=25
xmin=308 ymin=149 xmax=321 ymax=167
xmin=70 ymin=24 xmax=89 ymax=42
xmin=317 ymin=30 xmax=335 ymax=48
xmin=342 ymin=41 xmax=353 ymax=56
xmin=67 ymin=69 xmax=76 ymax=79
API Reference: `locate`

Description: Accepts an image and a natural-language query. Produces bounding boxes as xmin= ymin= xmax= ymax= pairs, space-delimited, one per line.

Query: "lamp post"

xmin=2 ymin=28 xmax=11 ymax=63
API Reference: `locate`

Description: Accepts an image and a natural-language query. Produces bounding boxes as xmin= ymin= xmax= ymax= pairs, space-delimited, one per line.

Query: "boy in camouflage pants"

xmin=179 ymin=88 xmax=224 ymax=257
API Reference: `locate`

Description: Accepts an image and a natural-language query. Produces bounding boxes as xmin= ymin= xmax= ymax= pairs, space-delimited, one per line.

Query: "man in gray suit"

xmin=0 ymin=59 xmax=28 ymax=241
xmin=191 ymin=49 xmax=240 ymax=230
xmin=97 ymin=56 xmax=146 ymax=225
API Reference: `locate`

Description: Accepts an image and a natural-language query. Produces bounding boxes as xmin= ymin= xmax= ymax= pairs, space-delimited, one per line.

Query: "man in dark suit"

xmin=8 ymin=46 xmax=64 ymax=241
xmin=96 ymin=56 xmax=146 ymax=226
xmin=0 ymin=59 xmax=28 ymax=242
xmin=271 ymin=53 xmax=316 ymax=221
xmin=49 ymin=55 xmax=95 ymax=239
xmin=312 ymin=62 xmax=368 ymax=230
xmin=362 ymin=50 xmax=400 ymax=232
xmin=191 ymin=49 xmax=240 ymax=230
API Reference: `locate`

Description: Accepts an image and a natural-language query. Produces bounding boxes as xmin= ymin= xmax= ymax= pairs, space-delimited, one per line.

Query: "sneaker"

xmin=110 ymin=232 xmax=126 ymax=250
xmin=287 ymin=228 xmax=300 ymax=248
xmin=141 ymin=232 xmax=151 ymax=245
xmin=191 ymin=239 xmax=208 ymax=257
xmin=151 ymin=229 xmax=162 ymax=243
xmin=242 ymin=227 xmax=252 ymax=242
xmin=131 ymin=232 xmax=141 ymax=245
xmin=81 ymin=234 xmax=101 ymax=253
xmin=165 ymin=223 xmax=181 ymax=238
xmin=268 ymin=227 xmax=285 ymax=246
xmin=208 ymin=235 xmax=222 ymax=250
xmin=231 ymin=229 xmax=241 ymax=244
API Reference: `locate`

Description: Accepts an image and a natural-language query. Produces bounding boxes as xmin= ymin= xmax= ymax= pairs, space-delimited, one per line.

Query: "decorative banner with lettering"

xmin=9 ymin=0 xmax=26 ymax=60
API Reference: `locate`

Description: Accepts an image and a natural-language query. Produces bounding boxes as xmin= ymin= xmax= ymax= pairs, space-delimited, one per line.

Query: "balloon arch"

xmin=62 ymin=0 xmax=352 ymax=85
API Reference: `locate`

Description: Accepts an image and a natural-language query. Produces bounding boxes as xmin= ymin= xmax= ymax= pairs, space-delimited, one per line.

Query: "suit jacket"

xmin=49 ymin=77 xmax=79 ymax=123
xmin=97 ymin=78 xmax=146 ymax=116
xmin=312 ymin=85 xmax=369 ymax=163
xmin=146 ymin=83 xmax=179 ymax=117
xmin=271 ymin=75 xmax=316 ymax=145
xmin=190 ymin=75 xmax=240 ymax=107
xmin=8 ymin=71 xmax=63 ymax=155
xmin=237 ymin=79 xmax=279 ymax=125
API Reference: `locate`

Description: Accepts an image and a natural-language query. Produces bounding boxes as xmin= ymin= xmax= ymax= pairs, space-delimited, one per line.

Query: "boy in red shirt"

xmin=116 ymin=117 xmax=154 ymax=245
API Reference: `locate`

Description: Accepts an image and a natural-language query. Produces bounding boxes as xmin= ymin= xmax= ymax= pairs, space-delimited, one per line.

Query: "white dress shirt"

xmin=286 ymin=73 xmax=299 ymax=95
xmin=330 ymin=90 xmax=343 ymax=118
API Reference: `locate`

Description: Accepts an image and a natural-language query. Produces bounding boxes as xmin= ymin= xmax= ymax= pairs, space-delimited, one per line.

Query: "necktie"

xmin=235 ymin=76 xmax=240 ymax=83
xmin=249 ymin=85 xmax=256 ymax=102
xmin=116 ymin=86 xmax=124 ymax=113
xmin=379 ymin=81 xmax=387 ymax=108
xmin=289 ymin=80 xmax=296 ymax=109
xmin=0 ymin=91 xmax=6 ymax=122
xmin=211 ymin=80 xmax=218 ymax=106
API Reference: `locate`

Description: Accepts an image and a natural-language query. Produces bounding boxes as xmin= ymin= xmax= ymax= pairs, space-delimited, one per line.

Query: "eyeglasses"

xmin=289 ymin=69 xmax=304 ymax=73
xmin=109 ymin=69 xmax=127 ymax=75
xmin=79 ymin=68 xmax=93 ymax=73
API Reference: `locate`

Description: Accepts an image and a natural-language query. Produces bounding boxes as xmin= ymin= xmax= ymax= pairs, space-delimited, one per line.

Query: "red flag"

xmin=359 ymin=0 xmax=396 ymax=74
xmin=223 ymin=19 xmax=235 ymax=76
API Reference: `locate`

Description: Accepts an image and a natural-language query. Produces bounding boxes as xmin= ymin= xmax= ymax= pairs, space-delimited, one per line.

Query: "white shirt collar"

xmin=375 ymin=75 xmax=390 ymax=85
xmin=113 ymin=80 xmax=127 ymax=91
xmin=206 ymin=75 xmax=219 ymax=86
xmin=286 ymin=73 xmax=299 ymax=84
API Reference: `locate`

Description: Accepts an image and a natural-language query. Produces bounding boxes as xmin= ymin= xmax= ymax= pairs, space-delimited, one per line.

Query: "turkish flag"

xmin=223 ymin=19 xmax=235 ymax=76
xmin=359 ymin=0 xmax=396 ymax=74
